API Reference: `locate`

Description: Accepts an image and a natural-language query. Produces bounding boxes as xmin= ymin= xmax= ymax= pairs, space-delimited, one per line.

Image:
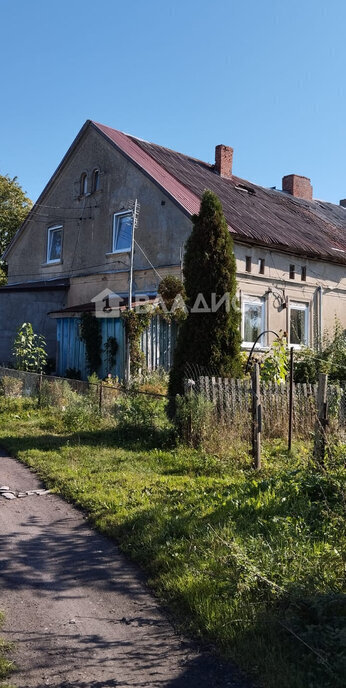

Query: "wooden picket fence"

xmin=190 ymin=375 xmax=346 ymax=441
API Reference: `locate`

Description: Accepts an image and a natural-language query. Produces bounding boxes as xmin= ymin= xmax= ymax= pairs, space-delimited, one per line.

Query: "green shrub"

xmin=62 ymin=394 xmax=100 ymax=432
xmin=175 ymin=392 xmax=214 ymax=447
xmin=115 ymin=393 xmax=167 ymax=428
xmin=40 ymin=379 xmax=74 ymax=409
xmin=12 ymin=322 xmax=47 ymax=372
xmin=294 ymin=321 xmax=346 ymax=383
xmin=131 ymin=368 xmax=169 ymax=396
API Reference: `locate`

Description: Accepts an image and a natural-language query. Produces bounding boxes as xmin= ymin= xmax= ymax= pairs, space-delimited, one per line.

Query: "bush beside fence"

xmin=186 ymin=374 xmax=346 ymax=442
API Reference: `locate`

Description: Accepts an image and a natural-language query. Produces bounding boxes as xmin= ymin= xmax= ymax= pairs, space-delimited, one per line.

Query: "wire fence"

xmin=0 ymin=366 xmax=167 ymax=413
xmin=1 ymin=367 xmax=345 ymax=449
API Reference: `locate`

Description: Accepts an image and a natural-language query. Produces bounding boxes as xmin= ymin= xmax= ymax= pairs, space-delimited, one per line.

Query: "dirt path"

xmin=0 ymin=450 xmax=250 ymax=688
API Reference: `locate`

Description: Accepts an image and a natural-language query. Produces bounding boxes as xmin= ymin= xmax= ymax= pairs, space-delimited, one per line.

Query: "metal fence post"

xmin=288 ymin=347 xmax=294 ymax=451
xmin=252 ymin=363 xmax=261 ymax=470
xmin=313 ymin=373 xmax=328 ymax=464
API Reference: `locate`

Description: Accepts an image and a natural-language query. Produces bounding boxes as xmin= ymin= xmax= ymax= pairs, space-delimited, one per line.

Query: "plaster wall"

xmin=7 ymin=126 xmax=191 ymax=286
xmin=0 ymin=289 xmax=67 ymax=365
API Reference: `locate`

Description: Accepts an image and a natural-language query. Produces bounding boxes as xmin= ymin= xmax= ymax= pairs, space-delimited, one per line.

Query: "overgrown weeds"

xmin=0 ymin=395 xmax=344 ymax=688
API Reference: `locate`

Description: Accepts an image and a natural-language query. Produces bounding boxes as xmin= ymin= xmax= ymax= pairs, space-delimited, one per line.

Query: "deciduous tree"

xmin=0 ymin=174 xmax=32 ymax=283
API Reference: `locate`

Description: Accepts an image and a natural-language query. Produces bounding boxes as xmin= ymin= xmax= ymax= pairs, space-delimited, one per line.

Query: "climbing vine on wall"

xmin=122 ymin=309 xmax=151 ymax=375
xmin=80 ymin=312 xmax=102 ymax=374
xmin=104 ymin=336 xmax=118 ymax=372
xmin=156 ymin=275 xmax=187 ymax=323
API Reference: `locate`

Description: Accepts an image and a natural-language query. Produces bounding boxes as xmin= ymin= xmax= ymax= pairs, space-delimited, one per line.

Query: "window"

xmin=301 ymin=266 xmax=307 ymax=281
xmin=47 ymin=225 xmax=63 ymax=263
xmin=92 ymin=169 xmax=100 ymax=192
xmin=80 ymin=172 xmax=88 ymax=196
xmin=289 ymin=301 xmax=309 ymax=346
xmin=242 ymin=295 xmax=265 ymax=347
xmin=245 ymin=256 xmax=252 ymax=273
xmin=289 ymin=264 xmax=295 ymax=279
xmin=258 ymin=258 xmax=265 ymax=275
xmin=112 ymin=211 xmax=133 ymax=253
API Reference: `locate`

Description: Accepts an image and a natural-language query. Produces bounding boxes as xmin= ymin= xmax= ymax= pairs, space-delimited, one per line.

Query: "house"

xmin=1 ymin=120 xmax=345 ymax=379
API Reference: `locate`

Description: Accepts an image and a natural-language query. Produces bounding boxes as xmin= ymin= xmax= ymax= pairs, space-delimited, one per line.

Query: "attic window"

xmin=92 ymin=169 xmax=100 ymax=192
xmin=301 ymin=266 xmax=307 ymax=282
xmin=289 ymin=264 xmax=295 ymax=280
xmin=235 ymin=183 xmax=256 ymax=195
xmin=258 ymin=258 xmax=265 ymax=275
xmin=245 ymin=256 xmax=252 ymax=273
xmin=80 ymin=173 xmax=88 ymax=196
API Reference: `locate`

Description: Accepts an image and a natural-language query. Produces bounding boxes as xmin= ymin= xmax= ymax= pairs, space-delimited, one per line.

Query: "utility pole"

xmin=126 ymin=199 xmax=140 ymax=385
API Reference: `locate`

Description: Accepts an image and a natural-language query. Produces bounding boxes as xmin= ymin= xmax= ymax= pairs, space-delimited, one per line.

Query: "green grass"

xmin=0 ymin=614 xmax=15 ymax=687
xmin=0 ymin=396 xmax=344 ymax=688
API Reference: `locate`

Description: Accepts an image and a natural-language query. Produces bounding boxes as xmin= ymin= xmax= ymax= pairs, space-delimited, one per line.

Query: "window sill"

xmin=241 ymin=343 xmax=269 ymax=351
xmin=106 ymin=250 xmax=131 ymax=257
xmin=41 ymin=260 xmax=63 ymax=267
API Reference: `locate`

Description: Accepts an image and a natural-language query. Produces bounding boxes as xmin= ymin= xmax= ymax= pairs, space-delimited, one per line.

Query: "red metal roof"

xmin=92 ymin=121 xmax=346 ymax=264
xmin=93 ymin=122 xmax=202 ymax=220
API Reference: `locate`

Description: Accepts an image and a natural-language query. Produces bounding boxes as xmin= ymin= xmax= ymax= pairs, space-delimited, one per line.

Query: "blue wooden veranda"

xmin=56 ymin=315 xmax=177 ymax=380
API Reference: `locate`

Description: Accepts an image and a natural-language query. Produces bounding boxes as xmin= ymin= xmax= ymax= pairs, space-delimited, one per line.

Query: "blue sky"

xmin=1 ymin=0 xmax=345 ymax=204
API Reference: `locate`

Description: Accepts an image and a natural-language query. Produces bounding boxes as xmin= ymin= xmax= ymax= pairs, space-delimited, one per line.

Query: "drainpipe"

xmin=318 ymin=286 xmax=323 ymax=350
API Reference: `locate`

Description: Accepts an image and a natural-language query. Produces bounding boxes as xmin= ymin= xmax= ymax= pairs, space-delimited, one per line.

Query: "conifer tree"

xmin=168 ymin=189 xmax=242 ymax=403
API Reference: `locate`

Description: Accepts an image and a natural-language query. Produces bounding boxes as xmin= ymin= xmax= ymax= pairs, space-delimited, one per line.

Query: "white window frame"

xmin=46 ymin=225 xmax=63 ymax=264
xmin=289 ymin=301 xmax=309 ymax=348
xmin=242 ymin=295 xmax=266 ymax=348
xmin=111 ymin=210 xmax=133 ymax=254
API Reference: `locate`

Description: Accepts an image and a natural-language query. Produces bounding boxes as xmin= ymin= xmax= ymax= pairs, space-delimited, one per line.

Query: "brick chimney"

xmin=339 ymin=199 xmax=346 ymax=208
xmin=282 ymin=174 xmax=313 ymax=201
xmin=215 ymin=144 xmax=233 ymax=178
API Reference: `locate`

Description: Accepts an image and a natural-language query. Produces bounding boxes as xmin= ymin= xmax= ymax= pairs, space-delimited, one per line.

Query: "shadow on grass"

xmin=2 ymin=424 xmax=177 ymax=454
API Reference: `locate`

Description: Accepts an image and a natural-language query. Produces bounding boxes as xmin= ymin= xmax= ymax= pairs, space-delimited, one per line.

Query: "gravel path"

xmin=0 ymin=449 xmax=250 ymax=688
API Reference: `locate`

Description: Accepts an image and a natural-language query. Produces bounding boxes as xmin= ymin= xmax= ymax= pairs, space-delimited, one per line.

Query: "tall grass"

xmin=0 ymin=393 xmax=344 ymax=688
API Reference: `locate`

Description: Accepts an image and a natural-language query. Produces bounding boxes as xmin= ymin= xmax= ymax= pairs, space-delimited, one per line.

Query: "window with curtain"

xmin=242 ymin=295 xmax=265 ymax=346
xmin=289 ymin=302 xmax=309 ymax=346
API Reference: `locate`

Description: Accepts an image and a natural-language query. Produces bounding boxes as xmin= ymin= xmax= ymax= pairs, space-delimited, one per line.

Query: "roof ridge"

xmin=128 ymin=134 xmax=214 ymax=168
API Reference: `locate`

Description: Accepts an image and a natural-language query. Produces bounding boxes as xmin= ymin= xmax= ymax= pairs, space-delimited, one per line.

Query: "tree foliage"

xmin=260 ymin=335 xmax=288 ymax=384
xmin=294 ymin=320 xmax=346 ymax=383
xmin=0 ymin=174 xmax=32 ymax=257
xmin=158 ymin=275 xmax=186 ymax=310
xmin=169 ymin=189 xmax=242 ymax=403
xmin=12 ymin=322 xmax=47 ymax=372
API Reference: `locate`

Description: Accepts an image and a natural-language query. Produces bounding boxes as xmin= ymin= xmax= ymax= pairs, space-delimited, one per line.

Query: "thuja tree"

xmin=168 ymin=189 xmax=242 ymax=404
